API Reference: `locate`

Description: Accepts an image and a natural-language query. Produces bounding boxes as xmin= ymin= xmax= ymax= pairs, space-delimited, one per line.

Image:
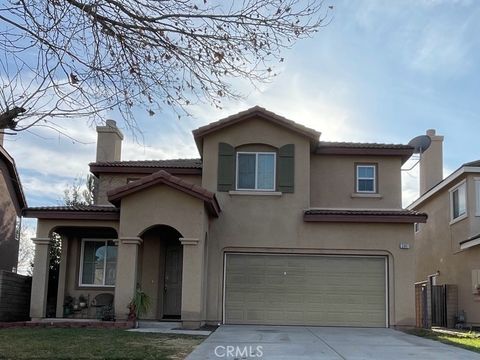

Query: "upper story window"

xmin=450 ymin=180 xmax=467 ymax=221
xmin=236 ymin=152 xmax=276 ymax=191
xmin=80 ymin=239 xmax=117 ymax=287
xmin=356 ymin=164 xmax=377 ymax=193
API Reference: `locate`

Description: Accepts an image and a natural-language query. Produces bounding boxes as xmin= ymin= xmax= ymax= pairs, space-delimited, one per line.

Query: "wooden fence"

xmin=0 ymin=270 xmax=32 ymax=321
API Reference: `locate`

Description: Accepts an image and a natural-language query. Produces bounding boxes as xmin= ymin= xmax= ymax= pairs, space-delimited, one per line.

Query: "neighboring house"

xmin=409 ymin=130 xmax=480 ymax=327
xmin=0 ymin=134 xmax=27 ymax=272
xmin=24 ymin=107 xmax=426 ymax=329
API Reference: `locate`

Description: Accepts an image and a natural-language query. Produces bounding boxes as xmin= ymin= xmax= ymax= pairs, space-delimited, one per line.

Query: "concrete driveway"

xmin=186 ymin=325 xmax=480 ymax=359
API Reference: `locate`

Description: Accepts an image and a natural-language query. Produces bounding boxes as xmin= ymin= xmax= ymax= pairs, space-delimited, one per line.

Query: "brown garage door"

xmin=224 ymin=254 xmax=387 ymax=327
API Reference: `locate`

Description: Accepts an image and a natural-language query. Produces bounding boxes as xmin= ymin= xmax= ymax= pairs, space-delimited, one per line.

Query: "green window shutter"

xmin=278 ymin=144 xmax=295 ymax=193
xmin=218 ymin=142 xmax=235 ymax=191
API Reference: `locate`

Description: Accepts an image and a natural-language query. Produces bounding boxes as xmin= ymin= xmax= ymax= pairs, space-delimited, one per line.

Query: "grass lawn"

xmin=407 ymin=328 xmax=480 ymax=354
xmin=0 ymin=328 xmax=206 ymax=359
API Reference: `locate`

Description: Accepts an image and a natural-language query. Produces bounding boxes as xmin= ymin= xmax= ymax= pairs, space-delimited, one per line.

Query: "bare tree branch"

xmin=0 ymin=0 xmax=334 ymax=137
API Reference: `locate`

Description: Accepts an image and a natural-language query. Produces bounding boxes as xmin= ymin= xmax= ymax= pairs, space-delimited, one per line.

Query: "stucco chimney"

xmin=419 ymin=129 xmax=444 ymax=194
xmin=96 ymin=120 xmax=123 ymax=162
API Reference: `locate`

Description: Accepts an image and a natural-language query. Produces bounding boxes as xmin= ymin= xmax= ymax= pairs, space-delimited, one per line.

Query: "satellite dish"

xmin=408 ymin=135 xmax=431 ymax=154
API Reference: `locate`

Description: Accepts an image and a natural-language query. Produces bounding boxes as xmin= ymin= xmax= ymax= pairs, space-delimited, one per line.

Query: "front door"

xmin=163 ymin=243 xmax=183 ymax=317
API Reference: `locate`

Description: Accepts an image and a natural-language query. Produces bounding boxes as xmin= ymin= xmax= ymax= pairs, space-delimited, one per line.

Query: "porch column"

xmin=180 ymin=237 xmax=205 ymax=329
xmin=55 ymin=236 xmax=69 ymax=317
xmin=114 ymin=237 xmax=142 ymax=320
xmin=30 ymin=238 xmax=52 ymax=320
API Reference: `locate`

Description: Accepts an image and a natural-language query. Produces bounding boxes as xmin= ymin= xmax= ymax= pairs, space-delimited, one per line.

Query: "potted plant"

xmin=63 ymin=295 xmax=74 ymax=317
xmin=128 ymin=288 xmax=150 ymax=328
xmin=79 ymin=294 xmax=87 ymax=309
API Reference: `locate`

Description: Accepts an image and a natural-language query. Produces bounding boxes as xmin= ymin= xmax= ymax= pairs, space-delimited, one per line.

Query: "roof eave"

xmin=89 ymin=164 xmax=202 ymax=177
xmin=315 ymin=146 xmax=414 ymax=164
xmin=0 ymin=146 xmax=27 ymax=211
xmin=107 ymin=170 xmax=221 ymax=218
xmin=22 ymin=209 xmax=120 ymax=221
xmin=304 ymin=213 xmax=427 ymax=223
xmin=192 ymin=107 xmax=321 ymax=155
xmin=408 ymin=166 xmax=480 ymax=209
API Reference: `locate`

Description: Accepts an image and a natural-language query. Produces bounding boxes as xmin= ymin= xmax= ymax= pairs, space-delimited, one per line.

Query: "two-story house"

xmin=24 ymin=107 xmax=426 ymax=329
xmin=409 ymin=130 xmax=480 ymax=327
xmin=0 ymin=134 xmax=27 ymax=272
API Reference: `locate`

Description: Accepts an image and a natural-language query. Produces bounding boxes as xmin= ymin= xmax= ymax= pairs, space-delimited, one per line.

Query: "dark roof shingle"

xmin=89 ymin=158 xmax=202 ymax=176
xmin=463 ymin=160 xmax=480 ymax=167
xmin=90 ymin=158 xmax=202 ymax=168
xmin=317 ymin=141 xmax=413 ymax=150
xmin=24 ymin=205 xmax=119 ymax=212
xmin=304 ymin=209 xmax=427 ymax=223
xmin=23 ymin=205 xmax=120 ymax=220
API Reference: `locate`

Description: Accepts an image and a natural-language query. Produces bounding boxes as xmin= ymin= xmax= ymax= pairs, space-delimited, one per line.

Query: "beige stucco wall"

xmin=0 ymin=164 xmax=19 ymax=272
xmin=199 ymin=117 xmax=415 ymax=327
xmin=205 ymin=221 xmax=415 ymax=327
xmin=414 ymin=173 xmax=480 ymax=325
xmin=115 ymin=184 xmax=208 ymax=322
xmin=310 ymin=155 xmax=403 ymax=209
xmin=96 ymin=173 xmax=202 ymax=205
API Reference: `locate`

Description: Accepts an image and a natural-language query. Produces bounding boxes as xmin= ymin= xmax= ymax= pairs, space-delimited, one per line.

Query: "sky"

xmin=4 ymin=0 xmax=480 ymax=231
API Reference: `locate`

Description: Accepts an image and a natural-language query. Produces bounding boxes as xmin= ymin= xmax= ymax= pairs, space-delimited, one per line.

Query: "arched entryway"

xmin=138 ymin=225 xmax=183 ymax=320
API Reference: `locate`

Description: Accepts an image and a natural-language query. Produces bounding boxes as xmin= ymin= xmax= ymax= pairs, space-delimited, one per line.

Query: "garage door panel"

xmin=225 ymin=254 xmax=387 ymax=327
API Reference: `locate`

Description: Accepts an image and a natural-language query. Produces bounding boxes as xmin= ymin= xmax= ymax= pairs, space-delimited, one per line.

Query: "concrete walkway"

xmin=127 ymin=321 xmax=211 ymax=336
xmin=186 ymin=325 xmax=480 ymax=359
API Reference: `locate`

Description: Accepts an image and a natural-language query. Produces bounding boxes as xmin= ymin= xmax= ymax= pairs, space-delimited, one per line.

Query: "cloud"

xmin=408 ymin=22 xmax=472 ymax=75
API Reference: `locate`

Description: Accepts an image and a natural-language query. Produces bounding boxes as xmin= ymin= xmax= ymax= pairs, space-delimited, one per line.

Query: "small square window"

xmin=356 ymin=165 xmax=376 ymax=193
xmin=236 ymin=152 xmax=276 ymax=191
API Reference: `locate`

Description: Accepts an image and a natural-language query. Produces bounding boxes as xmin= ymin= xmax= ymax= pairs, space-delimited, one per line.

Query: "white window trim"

xmin=356 ymin=165 xmax=376 ymax=193
xmin=235 ymin=152 xmax=276 ymax=191
xmin=475 ymin=177 xmax=480 ymax=217
xmin=449 ymin=179 xmax=467 ymax=224
xmin=79 ymin=238 xmax=116 ymax=288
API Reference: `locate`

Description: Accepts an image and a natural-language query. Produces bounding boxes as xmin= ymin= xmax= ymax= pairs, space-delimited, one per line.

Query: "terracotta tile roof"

xmin=23 ymin=205 xmax=119 ymax=220
xmin=25 ymin=205 xmax=119 ymax=212
xmin=91 ymin=159 xmax=202 ymax=168
xmin=0 ymin=145 xmax=27 ymax=210
xmin=89 ymin=158 xmax=202 ymax=176
xmin=304 ymin=209 xmax=427 ymax=223
xmin=192 ymin=106 xmax=321 ymax=152
xmin=317 ymin=141 xmax=414 ymax=150
xmin=315 ymin=142 xmax=414 ymax=164
xmin=107 ymin=170 xmax=220 ymax=217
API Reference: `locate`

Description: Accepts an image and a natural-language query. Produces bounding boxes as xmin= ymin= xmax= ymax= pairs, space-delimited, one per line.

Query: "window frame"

xmin=79 ymin=238 xmax=117 ymax=288
xmin=355 ymin=163 xmax=377 ymax=193
xmin=449 ymin=179 xmax=467 ymax=223
xmin=235 ymin=151 xmax=276 ymax=191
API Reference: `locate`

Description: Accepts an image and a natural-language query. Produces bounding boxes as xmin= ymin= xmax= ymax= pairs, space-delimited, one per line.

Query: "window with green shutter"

xmin=217 ymin=142 xmax=294 ymax=193
xmin=277 ymin=144 xmax=295 ymax=193
xmin=217 ymin=142 xmax=235 ymax=191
